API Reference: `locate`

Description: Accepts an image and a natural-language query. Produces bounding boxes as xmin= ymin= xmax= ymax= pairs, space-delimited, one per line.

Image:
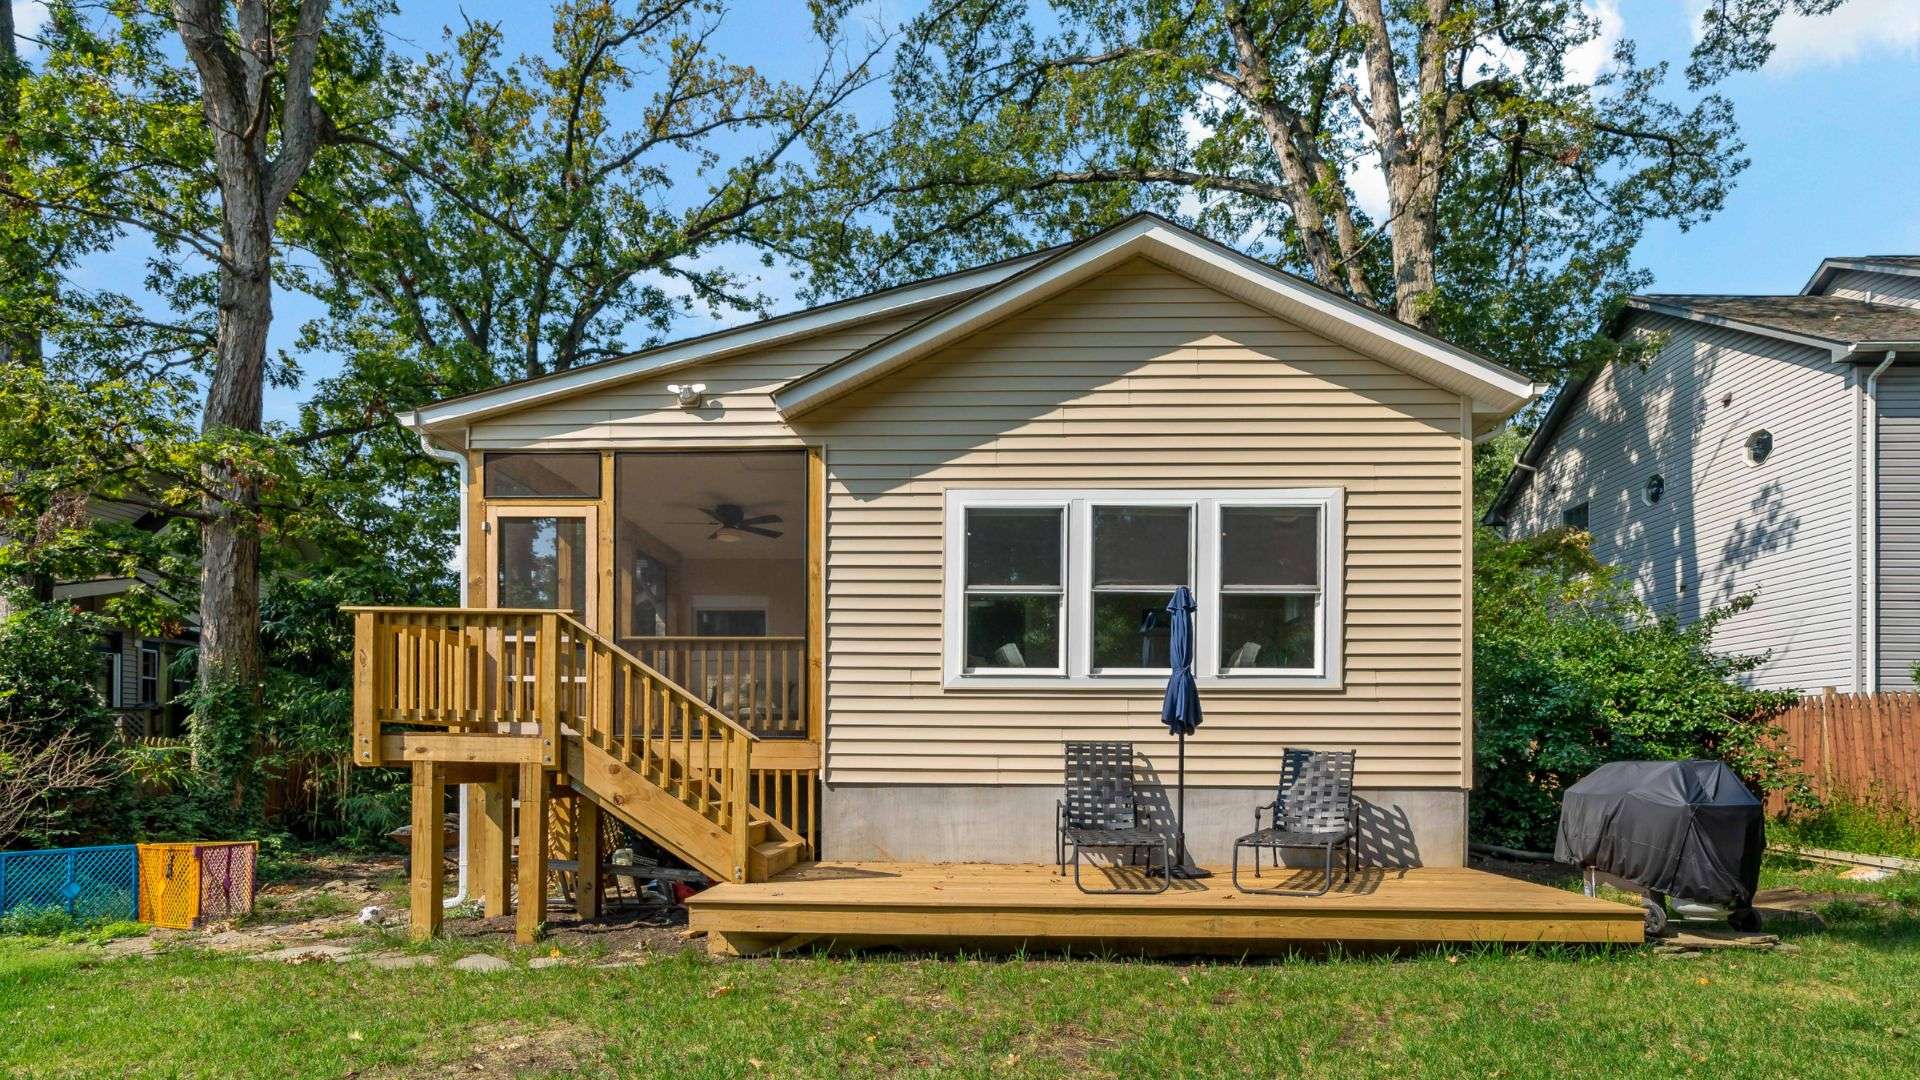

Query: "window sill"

xmin=941 ymin=673 xmax=1343 ymax=692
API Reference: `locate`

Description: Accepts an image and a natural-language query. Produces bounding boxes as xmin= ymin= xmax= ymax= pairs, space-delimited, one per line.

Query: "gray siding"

xmin=1822 ymin=268 xmax=1920 ymax=309
xmin=1505 ymin=314 xmax=1859 ymax=691
xmin=1878 ymin=364 xmax=1920 ymax=689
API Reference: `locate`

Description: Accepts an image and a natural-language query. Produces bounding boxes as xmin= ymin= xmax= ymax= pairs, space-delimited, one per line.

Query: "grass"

xmin=1 ymin=861 xmax=1917 ymax=1078
xmin=1771 ymin=796 xmax=1920 ymax=860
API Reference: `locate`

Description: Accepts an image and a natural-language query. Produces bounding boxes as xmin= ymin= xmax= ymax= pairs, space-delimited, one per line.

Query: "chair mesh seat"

xmin=1063 ymin=826 xmax=1169 ymax=848
xmin=1237 ymin=825 xmax=1353 ymax=848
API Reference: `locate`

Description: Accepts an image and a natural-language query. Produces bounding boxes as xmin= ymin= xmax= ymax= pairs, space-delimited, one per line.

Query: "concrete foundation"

xmin=822 ymin=783 xmax=1466 ymax=868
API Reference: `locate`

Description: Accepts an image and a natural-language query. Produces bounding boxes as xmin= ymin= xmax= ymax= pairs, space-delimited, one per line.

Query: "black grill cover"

xmin=1554 ymin=760 xmax=1764 ymax=908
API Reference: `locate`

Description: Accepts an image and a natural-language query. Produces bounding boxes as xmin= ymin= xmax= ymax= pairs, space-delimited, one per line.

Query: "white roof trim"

xmin=1803 ymin=257 xmax=1920 ymax=296
xmin=773 ymin=215 xmax=1542 ymax=420
xmin=401 ymin=252 xmax=1053 ymax=432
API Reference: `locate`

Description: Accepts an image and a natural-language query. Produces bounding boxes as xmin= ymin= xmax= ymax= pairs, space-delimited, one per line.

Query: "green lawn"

xmin=2 ymin=866 xmax=1917 ymax=1078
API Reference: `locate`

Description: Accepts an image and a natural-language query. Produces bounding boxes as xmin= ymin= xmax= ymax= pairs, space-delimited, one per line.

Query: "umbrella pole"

xmin=1169 ymin=730 xmax=1211 ymax=879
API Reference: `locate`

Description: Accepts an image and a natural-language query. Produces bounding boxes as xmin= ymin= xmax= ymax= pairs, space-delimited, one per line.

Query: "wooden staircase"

xmin=347 ymin=607 xmax=813 ymax=940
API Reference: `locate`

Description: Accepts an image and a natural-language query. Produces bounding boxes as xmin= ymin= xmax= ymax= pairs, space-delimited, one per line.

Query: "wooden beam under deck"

xmin=687 ymin=862 xmax=1643 ymax=957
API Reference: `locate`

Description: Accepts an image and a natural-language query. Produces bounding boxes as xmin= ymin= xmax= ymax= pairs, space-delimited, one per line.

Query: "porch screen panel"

xmin=497 ymin=517 xmax=588 ymax=618
xmin=484 ymin=452 xmax=601 ymax=499
xmin=963 ymin=507 xmax=1063 ymax=671
xmin=1089 ymin=506 xmax=1191 ymax=671
xmin=1217 ymin=506 xmax=1320 ymax=672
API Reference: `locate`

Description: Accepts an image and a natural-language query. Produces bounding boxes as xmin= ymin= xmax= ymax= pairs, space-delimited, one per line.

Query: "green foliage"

xmin=808 ymin=0 xmax=1752 ymax=388
xmin=1472 ymin=527 xmax=1805 ymax=850
xmin=0 ymin=904 xmax=77 ymax=938
xmin=1772 ymin=793 xmax=1920 ymax=861
xmin=0 ymin=597 xmax=127 ymax=847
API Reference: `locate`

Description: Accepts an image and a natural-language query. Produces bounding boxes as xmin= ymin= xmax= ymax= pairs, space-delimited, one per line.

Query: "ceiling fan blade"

xmin=740 ymin=514 xmax=783 ymax=526
xmin=741 ymin=526 xmax=784 ymax=539
xmin=700 ymin=508 xmax=727 ymax=525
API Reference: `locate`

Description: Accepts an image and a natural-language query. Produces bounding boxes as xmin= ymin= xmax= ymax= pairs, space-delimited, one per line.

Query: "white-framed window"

xmin=942 ymin=488 xmax=1343 ymax=689
xmin=691 ymin=595 xmax=770 ymax=637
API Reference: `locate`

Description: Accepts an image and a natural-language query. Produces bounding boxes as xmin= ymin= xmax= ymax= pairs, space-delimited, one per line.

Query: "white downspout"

xmin=1865 ymin=352 xmax=1898 ymax=693
xmin=418 ymin=431 xmax=473 ymax=907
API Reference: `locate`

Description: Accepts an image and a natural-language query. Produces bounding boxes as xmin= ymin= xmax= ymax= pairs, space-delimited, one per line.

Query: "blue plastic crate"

xmin=0 ymin=844 xmax=140 ymax=923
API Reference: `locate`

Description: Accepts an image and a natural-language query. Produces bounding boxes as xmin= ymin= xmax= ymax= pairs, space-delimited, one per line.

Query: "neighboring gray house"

xmin=1485 ymin=256 xmax=1920 ymax=693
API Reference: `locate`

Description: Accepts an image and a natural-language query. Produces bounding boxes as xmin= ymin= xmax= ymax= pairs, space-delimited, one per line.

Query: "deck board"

xmin=687 ymin=862 xmax=1643 ymax=955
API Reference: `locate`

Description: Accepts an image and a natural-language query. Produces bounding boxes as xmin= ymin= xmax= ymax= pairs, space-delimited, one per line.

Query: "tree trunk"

xmin=197 ymin=204 xmax=272 ymax=690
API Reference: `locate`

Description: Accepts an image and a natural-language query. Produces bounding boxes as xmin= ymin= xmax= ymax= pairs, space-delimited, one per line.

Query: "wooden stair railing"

xmin=347 ymin=607 xmax=810 ymax=883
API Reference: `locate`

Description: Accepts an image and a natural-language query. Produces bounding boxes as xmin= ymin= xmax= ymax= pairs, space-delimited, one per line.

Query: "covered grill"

xmin=1555 ymin=760 xmax=1765 ymax=934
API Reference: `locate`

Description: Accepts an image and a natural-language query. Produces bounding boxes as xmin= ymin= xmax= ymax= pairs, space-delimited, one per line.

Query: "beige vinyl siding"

xmin=1821 ymin=268 xmax=1920 ymax=309
xmin=1505 ymin=314 xmax=1857 ymax=691
xmin=467 ymin=310 xmax=937 ymax=449
xmin=795 ymin=259 xmax=1470 ymax=791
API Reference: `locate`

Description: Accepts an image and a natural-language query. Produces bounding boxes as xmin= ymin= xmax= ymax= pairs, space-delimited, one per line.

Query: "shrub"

xmin=0 ymin=904 xmax=78 ymax=937
xmin=0 ymin=597 xmax=128 ymax=848
xmin=1472 ymin=528 xmax=1804 ymax=850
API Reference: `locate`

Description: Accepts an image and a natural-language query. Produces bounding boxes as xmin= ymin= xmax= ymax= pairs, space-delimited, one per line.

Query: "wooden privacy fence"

xmin=1767 ymin=690 xmax=1920 ymax=815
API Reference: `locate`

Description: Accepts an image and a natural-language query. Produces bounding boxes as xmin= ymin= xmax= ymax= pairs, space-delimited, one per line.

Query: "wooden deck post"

xmin=353 ymin=610 xmax=382 ymax=765
xmin=516 ymin=762 xmax=549 ymax=944
xmin=409 ymin=761 xmax=445 ymax=941
xmin=575 ymin=798 xmax=601 ymax=920
xmin=468 ymin=767 xmax=511 ymax=918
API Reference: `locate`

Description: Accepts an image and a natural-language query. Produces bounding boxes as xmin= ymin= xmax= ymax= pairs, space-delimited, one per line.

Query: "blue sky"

xmin=13 ymin=0 xmax=1920 ymax=421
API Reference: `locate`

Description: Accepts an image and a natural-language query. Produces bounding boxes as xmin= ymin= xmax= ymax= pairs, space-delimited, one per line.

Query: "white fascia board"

xmin=774 ymin=218 xmax=1542 ymax=419
xmin=1803 ymin=258 xmax=1920 ymax=296
xmin=404 ymin=255 xmax=1048 ymax=432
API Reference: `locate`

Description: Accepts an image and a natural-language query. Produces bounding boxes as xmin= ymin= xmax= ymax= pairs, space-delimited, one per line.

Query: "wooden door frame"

xmin=483 ymin=503 xmax=603 ymax=629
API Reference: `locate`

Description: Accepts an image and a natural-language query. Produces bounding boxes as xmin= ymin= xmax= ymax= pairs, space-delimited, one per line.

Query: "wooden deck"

xmin=686 ymin=862 xmax=1643 ymax=956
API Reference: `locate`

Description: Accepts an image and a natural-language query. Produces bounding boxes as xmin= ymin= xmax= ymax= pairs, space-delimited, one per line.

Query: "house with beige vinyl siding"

xmin=355 ymin=213 xmax=1541 ymax=928
xmin=1486 ymin=255 xmax=1920 ymax=694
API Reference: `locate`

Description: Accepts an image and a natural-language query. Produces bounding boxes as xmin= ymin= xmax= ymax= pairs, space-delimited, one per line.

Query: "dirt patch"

xmin=439 ymin=903 xmax=698 ymax=956
xmin=1468 ymin=852 xmax=1583 ymax=889
xmin=388 ymin=1021 xmax=605 ymax=1078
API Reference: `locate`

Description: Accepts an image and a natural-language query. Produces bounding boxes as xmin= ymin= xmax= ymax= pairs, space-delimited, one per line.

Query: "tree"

xmin=282 ymin=0 xmax=882 ymax=454
xmin=1472 ymin=527 xmax=1803 ymax=850
xmin=807 ymin=1 xmax=1787 ymax=386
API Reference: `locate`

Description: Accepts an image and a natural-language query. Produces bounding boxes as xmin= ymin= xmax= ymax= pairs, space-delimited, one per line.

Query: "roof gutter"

xmin=416 ymin=431 xmax=474 ymax=908
xmin=1864 ymin=351 xmax=1899 ymax=692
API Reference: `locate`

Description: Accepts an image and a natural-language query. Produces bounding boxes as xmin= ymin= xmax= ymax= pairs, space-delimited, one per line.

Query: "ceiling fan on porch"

xmin=702 ymin=503 xmax=784 ymax=542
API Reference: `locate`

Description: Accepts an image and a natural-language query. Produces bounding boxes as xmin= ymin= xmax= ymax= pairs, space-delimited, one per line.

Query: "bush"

xmin=1472 ymin=528 xmax=1804 ymax=850
xmin=0 ymin=597 xmax=128 ymax=848
xmin=1772 ymin=790 xmax=1920 ymax=860
xmin=0 ymin=904 xmax=78 ymax=937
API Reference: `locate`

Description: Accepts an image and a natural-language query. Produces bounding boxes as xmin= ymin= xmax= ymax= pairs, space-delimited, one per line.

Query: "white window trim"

xmin=942 ymin=487 xmax=1344 ymax=690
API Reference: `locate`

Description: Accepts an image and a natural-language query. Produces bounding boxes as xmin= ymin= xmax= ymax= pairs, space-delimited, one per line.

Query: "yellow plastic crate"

xmin=137 ymin=842 xmax=258 ymax=929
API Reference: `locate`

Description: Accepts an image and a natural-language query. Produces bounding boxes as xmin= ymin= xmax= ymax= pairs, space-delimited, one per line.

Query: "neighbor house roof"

xmin=774 ymin=213 xmax=1542 ymax=429
xmin=1627 ymin=293 xmax=1920 ymax=350
xmin=1803 ymin=255 xmax=1920 ymax=295
xmin=1485 ymin=288 xmax=1920 ymax=526
xmin=406 ymin=212 xmax=1543 ymax=438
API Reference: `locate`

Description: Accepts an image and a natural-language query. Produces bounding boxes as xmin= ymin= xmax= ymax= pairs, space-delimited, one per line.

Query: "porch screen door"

xmin=487 ymin=507 xmax=600 ymax=627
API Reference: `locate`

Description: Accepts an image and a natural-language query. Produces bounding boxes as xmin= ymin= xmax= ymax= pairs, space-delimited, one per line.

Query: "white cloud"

xmin=11 ymin=1 xmax=49 ymax=48
xmin=1762 ymin=0 xmax=1920 ymax=73
xmin=1565 ymin=0 xmax=1625 ymax=85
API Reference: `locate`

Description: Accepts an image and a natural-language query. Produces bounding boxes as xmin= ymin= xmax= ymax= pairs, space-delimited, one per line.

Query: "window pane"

xmin=965 ymin=508 xmax=1061 ymax=588
xmin=497 ymin=517 xmax=588 ymax=617
xmin=485 ymin=452 xmax=601 ymax=498
xmin=696 ymin=610 xmax=767 ymax=636
xmin=1091 ymin=592 xmax=1179 ymax=670
xmin=965 ymin=595 xmax=1059 ymax=669
xmin=1218 ymin=594 xmax=1317 ymax=671
xmin=1092 ymin=506 xmax=1191 ymax=587
xmin=1220 ymin=507 xmax=1319 ymax=589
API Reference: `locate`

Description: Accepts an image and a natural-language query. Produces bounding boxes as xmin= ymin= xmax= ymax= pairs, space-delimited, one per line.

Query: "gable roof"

xmin=1803 ymin=256 xmax=1920 ymax=295
xmin=1485 ymin=289 xmax=1920 ymax=526
xmin=400 ymin=244 xmax=1064 ymax=434
xmin=1628 ymin=294 xmax=1920 ymax=349
xmin=772 ymin=213 xmax=1542 ymax=429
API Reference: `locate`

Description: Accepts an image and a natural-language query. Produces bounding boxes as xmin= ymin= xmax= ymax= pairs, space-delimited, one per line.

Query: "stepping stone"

xmin=362 ymin=953 xmax=438 ymax=970
xmin=248 ymin=944 xmax=352 ymax=964
xmin=1653 ymin=929 xmax=1781 ymax=953
xmin=452 ymin=953 xmax=513 ymax=973
xmin=527 ymin=956 xmax=573 ymax=970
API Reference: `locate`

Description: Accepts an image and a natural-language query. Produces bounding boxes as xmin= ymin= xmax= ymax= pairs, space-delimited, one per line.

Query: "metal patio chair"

xmin=1055 ymin=741 xmax=1174 ymax=895
xmin=1232 ymin=748 xmax=1358 ymax=896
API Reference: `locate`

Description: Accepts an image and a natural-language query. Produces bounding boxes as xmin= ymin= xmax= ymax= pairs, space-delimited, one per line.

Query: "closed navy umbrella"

xmin=1160 ymin=586 xmax=1210 ymax=878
